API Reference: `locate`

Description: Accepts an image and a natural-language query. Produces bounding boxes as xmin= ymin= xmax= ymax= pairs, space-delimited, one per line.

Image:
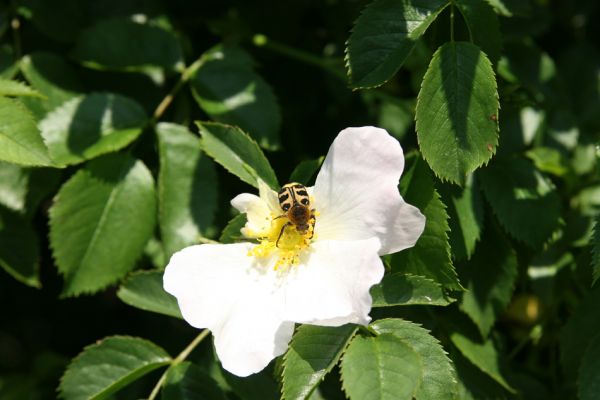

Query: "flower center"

xmin=246 ymin=213 xmax=315 ymax=270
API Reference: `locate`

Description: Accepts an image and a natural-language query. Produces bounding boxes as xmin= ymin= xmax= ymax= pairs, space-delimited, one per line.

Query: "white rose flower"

xmin=164 ymin=126 xmax=426 ymax=377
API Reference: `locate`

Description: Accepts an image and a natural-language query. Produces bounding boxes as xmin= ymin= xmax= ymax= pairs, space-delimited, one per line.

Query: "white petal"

xmin=231 ymin=193 xmax=272 ymax=237
xmin=257 ymin=178 xmax=281 ymax=212
xmin=163 ymin=244 xmax=294 ymax=377
xmin=282 ymin=238 xmax=384 ymax=326
xmin=313 ymin=126 xmax=425 ymax=255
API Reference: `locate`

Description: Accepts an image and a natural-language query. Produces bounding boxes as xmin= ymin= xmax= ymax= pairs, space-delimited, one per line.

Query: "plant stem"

xmin=147 ymin=329 xmax=210 ymax=400
xmin=252 ymin=34 xmax=346 ymax=80
xmin=151 ymin=55 xmax=207 ymax=123
xmin=10 ymin=1 xmax=22 ymax=59
xmin=450 ymin=2 xmax=455 ymax=43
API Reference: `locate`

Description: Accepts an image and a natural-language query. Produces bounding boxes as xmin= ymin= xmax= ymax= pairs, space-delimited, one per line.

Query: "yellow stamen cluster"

xmin=246 ymin=213 xmax=314 ymax=270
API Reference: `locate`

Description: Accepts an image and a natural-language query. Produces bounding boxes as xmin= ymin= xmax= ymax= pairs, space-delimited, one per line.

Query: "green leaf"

xmin=458 ymin=224 xmax=518 ymax=338
xmin=416 ymin=42 xmax=499 ymax=185
xmin=578 ymin=334 xmax=600 ymax=400
xmin=525 ymin=147 xmax=568 ymax=177
xmin=439 ymin=176 xmax=484 ymax=261
xmin=478 ymin=155 xmax=561 ymax=248
xmin=162 ymin=362 xmax=227 ymax=400
xmin=341 ymin=333 xmax=422 ymax=400
xmin=0 ymin=44 xmax=18 ymax=79
xmin=157 ymin=123 xmax=218 ymax=259
xmin=560 ymin=285 xmax=600 ymax=380
xmin=345 ymin=0 xmax=449 ymax=88
xmin=455 ymin=0 xmax=502 ymax=65
xmin=394 ymin=157 xmax=461 ymax=291
xmin=0 ymin=78 xmax=45 ymax=98
xmin=19 ymin=52 xmax=83 ymax=113
xmin=28 ymin=0 xmax=86 ymax=43
xmin=196 ymin=121 xmax=278 ymax=190
xmin=72 ymin=17 xmax=184 ymax=73
xmin=592 ymin=215 xmax=600 ymax=285
xmin=371 ymin=273 xmax=453 ymax=307
xmin=289 ymin=157 xmax=323 ymax=186
xmin=282 ymin=324 xmax=357 ymax=400
xmin=450 ymin=322 xmax=515 ymax=393
xmin=0 ymin=161 xmax=28 ymax=212
xmin=0 ymin=207 xmax=41 ymax=287
xmin=0 ymin=97 xmax=52 ymax=166
xmin=117 ymin=270 xmax=182 ymax=319
xmin=371 ymin=319 xmax=459 ymax=400
xmin=219 ymin=213 xmax=247 ymax=244
xmin=49 ymin=154 xmax=156 ymax=296
xmin=59 ymin=336 xmax=171 ymax=400
xmin=498 ymin=41 xmax=560 ymax=106
xmin=39 ymin=93 xmax=147 ymax=167
xmin=191 ymin=45 xmax=281 ymax=150
xmin=452 ymin=350 xmax=511 ymax=399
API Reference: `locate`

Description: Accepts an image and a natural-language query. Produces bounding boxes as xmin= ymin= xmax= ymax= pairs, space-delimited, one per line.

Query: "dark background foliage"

xmin=1 ymin=0 xmax=600 ymax=399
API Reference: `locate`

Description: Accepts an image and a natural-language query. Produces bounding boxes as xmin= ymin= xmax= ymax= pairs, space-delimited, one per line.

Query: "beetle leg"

xmin=276 ymin=222 xmax=291 ymax=248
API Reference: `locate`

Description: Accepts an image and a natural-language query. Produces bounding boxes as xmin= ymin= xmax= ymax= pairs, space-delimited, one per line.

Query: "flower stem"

xmin=147 ymin=329 xmax=211 ymax=400
xmin=150 ymin=55 xmax=207 ymax=123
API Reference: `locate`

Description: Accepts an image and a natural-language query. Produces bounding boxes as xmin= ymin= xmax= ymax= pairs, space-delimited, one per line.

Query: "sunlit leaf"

xmin=49 ymin=154 xmax=156 ymax=296
xmin=341 ymin=333 xmax=421 ymax=400
xmin=439 ymin=175 xmax=484 ymax=261
xmin=371 ymin=273 xmax=453 ymax=307
xmin=157 ymin=123 xmax=218 ymax=258
xmin=371 ymin=319 xmax=459 ymax=400
xmin=162 ymin=362 xmax=227 ymax=400
xmin=394 ymin=157 xmax=461 ymax=291
xmin=19 ymin=52 xmax=83 ymax=114
xmin=196 ymin=121 xmax=278 ymax=190
xmin=39 ymin=93 xmax=147 ymax=166
xmin=283 ymin=324 xmax=357 ymax=400
xmin=191 ymin=45 xmax=281 ymax=150
xmin=0 ymin=78 xmax=44 ymax=98
xmin=0 ymin=97 xmax=52 ymax=166
xmin=59 ymin=336 xmax=171 ymax=400
xmin=416 ymin=42 xmax=499 ymax=185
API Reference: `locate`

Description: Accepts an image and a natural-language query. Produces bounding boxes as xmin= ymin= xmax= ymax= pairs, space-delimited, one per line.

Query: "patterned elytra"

xmin=278 ymin=183 xmax=310 ymax=211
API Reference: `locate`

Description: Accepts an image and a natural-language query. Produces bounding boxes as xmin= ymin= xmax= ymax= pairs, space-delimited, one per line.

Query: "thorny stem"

xmin=147 ymin=329 xmax=210 ymax=400
xmin=150 ymin=55 xmax=207 ymax=123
